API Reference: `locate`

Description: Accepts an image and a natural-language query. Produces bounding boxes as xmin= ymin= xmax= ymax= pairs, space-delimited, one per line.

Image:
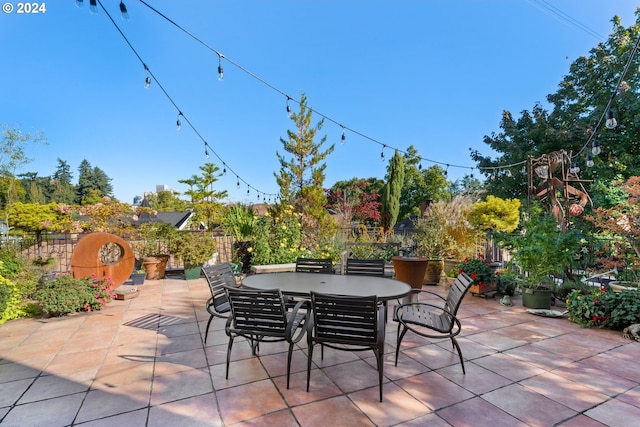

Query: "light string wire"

xmin=136 ymin=0 xmax=482 ymax=175
xmin=574 ymin=30 xmax=640 ymax=159
xmin=96 ymin=0 xmax=279 ymax=201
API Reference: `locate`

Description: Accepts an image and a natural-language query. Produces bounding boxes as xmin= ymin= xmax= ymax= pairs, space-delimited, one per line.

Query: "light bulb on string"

xmin=119 ymin=1 xmax=129 ymax=21
xmin=605 ymin=109 xmax=617 ymax=129
xmin=217 ymin=54 xmax=224 ymax=81
xmin=341 ymin=126 xmax=346 ymax=144
xmin=586 ymin=154 xmax=594 ymax=168
xmin=592 ymin=139 xmax=601 ymax=155
xmin=286 ymin=97 xmax=292 ymax=118
xmin=570 ymin=161 xmax=580 ymax=174
xmin=176 ymin=112 xmax=182 ymax=131
xmin=444 ymin=164 xmax=449 ymax=177
xmin=380 ymin=145 xmax=386 ymax=161
xmin=222 ymin=164 xmax=227 ymax=175
xmin=89 ymin=0 xmax=97 ymax=14
xmin=75 ymin=0 xmax=83 ymax=8
xmin=470 ymin=168 xmax=474 ymax=179
xmin=418 ymin=161 xmax=422 ymax=171
xmin=236 ymin=178 xmax=240 ymax=189
xmin=204 ymin=146 xmax=209 ymax=159
xmin=246 ymin=186 xmax=250 ymax=196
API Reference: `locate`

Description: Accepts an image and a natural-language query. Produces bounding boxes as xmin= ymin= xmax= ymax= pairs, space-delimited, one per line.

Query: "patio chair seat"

xmin=394 ymin=272 xmax=474 ymax=373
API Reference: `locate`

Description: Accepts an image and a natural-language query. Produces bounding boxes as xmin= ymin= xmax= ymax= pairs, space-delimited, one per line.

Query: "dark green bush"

xmin=566 ymin=288 xmax=640 ymax=329
xmin=34 ymin=274 xmax=115 ymax=316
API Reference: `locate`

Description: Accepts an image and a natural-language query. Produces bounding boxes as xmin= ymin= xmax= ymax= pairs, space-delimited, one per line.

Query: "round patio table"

xmin=241 ymin=272 xmax=411 ymax=301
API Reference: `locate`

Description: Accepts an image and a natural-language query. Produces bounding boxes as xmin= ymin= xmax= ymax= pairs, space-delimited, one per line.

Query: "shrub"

xmin=566 ymin=288 xmax=640 ymax=329
xmin=34 ymin=274 xmax=115 ymax=316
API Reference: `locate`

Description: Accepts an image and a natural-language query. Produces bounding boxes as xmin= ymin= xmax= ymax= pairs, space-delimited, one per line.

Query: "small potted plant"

xmin=170 ymin=231 xmax=217 ymax=280
xmin=130 ymin=269 xmax=146 ymax=285
xmin=457 ymin=254 xmax=496 ymax=296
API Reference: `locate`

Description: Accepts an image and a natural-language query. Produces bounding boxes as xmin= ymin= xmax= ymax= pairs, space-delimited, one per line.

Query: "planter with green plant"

xmin=170 ymin=231 xmax=217 ymax=280
xmin=412 ymin=210 xmax=451 ymax=285
xmin=130 ymin=269 xmax=146 ymax=285
xmin=133 ymin=222 xmax=176 ymax=280
xmin=457 ymin=254 xmax=497 ymax=296
xmin=496 ymin=204 xmax=583 ymax=309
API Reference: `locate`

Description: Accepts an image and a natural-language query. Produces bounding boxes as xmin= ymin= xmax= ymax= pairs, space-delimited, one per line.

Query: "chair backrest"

xmin=202 ymin=263 xmax=236 ymax=309
xmin=296 ymin=257 xmax=333 ymax=274
xmin=345 ymin=258 xmax=385 ymax=277
xmin=225 ymin=287 xmax=289 ymax=335
xmin=444 ymin=272 xmax=474 ymax=318
xmin=310 ymin=291 xmax=379 ymax=346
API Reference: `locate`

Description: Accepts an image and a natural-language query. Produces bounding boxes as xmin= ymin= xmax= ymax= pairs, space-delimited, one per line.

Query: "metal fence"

xmin=5 ymin=232 xmax=237 ymax=274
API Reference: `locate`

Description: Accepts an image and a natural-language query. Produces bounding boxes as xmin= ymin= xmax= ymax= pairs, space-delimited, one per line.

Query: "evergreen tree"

xmin=381 ymin=150 xmax=405 ymax=232
xmin=274 ymin=93 xmax=336 ymax=247
xmin=178 ymin=162 xmax=228 ymax=229
xmin=76 ymin=160 xmax=114 ymax=204
xmin=51 ymin=159 xmax=76 ymax=204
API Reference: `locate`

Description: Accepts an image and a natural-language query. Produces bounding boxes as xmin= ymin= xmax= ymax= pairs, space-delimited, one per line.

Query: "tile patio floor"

xmin=1 ymin=275 xmax=639 ymax=426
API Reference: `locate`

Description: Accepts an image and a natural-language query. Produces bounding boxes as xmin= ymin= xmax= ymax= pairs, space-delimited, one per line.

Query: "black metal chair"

xmin=306 ymin=291 xmax=386 ymax=402
xmin=394 ymin=272 xmax=474 ymax=373
xmin=224 ymin=286 xmax=310 ymax=388
xmin=345 ymin=258 xmax=385 ymax=276
xmin=202 ymin=263 xmax=236 ymax=344
xmin=295 ymin=257 xmax=333 ymax=274
xmin=345 ymin=258 xmax=390 ymax=322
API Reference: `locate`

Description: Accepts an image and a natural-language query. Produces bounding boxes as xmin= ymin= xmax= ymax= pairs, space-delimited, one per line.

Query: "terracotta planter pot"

xmin=142 ymin=255 xmax=169 ymax=280
xmin=392 ymin=256 xmax=429 ymax=289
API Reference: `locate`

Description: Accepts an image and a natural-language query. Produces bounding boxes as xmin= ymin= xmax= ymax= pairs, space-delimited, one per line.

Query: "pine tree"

xmin=381 ymin=150 xmax=405 ymax=232
xmin=274 ymin=93 xmax=336 ymax=247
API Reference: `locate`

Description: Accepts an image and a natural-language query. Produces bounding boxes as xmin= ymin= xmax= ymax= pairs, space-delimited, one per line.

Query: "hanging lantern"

xmin=569 ymin=204 xmax=584 ymax=216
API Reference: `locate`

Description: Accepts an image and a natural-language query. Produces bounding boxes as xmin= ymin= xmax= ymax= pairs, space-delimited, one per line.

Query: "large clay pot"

xmin=184 ymin=264 xmax=202 ymax=280
xmin=423 ymin=258 xmax=444 ymax=285
xmin=142 ymin=255 xmax=169 ymax=280
xmin=392 ymin=256 xmax=429 ymax=289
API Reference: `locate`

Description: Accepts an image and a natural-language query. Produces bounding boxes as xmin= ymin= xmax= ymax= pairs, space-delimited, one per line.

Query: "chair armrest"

xmin=287 ymin=299 xmax=312 ymax=342
xmin=408 ymin=288 xmax=447 ymax=302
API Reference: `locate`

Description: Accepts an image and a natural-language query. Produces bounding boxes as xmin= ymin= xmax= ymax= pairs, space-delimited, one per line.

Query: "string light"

xmin=75 ymin=0 xmax=83 ymax=8
xmin=570 ymin=161 xmax=580 ymax=174
xmin=89 ymin=0 xmax=97 ymax=14
xmin=143 ymin=64 xmax=151 ymax=89
xmin=119 ymin=1 xmax=129 ymax=21
xmin=286 ymin=97 xmax=292 ymax=117
xmin=380 ymin=145 xmax=386 ymax=161
xmin=591 ymin=139 xmax=601 ymax=155
xmin=222 ymin=164 xmax=227 ymax=175
xmin=176 ymin=112 xmax=182 ymax=131
xmin=204 ymin=145 xmax=209 ymax=158
xmin=444 ymin=164 xmax=449 ymax=177
xmin=586 ymin=154 xmax=594 ymax=168
xmin=237 ymin=178 xmax=240 ymax=189
xmin=217 ymin=54 xmax=224 ymax=81
xmin=419 ymin=161 xmax=423 ymax=171
xmin=605 ymin=109 xmax=617 ymax=129
xmin=246 ymin=186 xmax=250 ymax=196
xmin=341 ymin=126 xmax=346 ymax=144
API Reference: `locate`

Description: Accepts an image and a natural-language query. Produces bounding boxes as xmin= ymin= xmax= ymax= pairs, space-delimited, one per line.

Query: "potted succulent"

xmin=496 ymin=204 xmax=583 ymax=309
xmin=170 ymin=231 xmax=217 ymax=280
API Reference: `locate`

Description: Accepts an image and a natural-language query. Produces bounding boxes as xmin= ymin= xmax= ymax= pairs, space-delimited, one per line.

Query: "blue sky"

xmin=1 ymin=1 xmax=638 ymax=205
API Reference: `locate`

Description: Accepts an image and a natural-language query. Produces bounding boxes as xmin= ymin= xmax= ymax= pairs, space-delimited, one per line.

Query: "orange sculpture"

xmin=70 ymin=232 xmax=135 ymax=289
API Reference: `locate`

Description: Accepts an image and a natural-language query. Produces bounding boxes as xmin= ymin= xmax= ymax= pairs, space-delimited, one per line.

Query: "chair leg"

xmin=226 ymin=336 xmax=235 ymax=379
xmin=376 ymin=348 xmax=384 ymax=402
xmin=204 ymin=314 xmax=214 ymax=344
xmin=286 ymin=344 xmax=294 ymax=389
xmin=395 ymin=325 xmax=409 ymax=366
xmin=450 ymin=337 xmax=466 ymax=374
xmin=306 ymin=343 xmax=314 ymax=392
